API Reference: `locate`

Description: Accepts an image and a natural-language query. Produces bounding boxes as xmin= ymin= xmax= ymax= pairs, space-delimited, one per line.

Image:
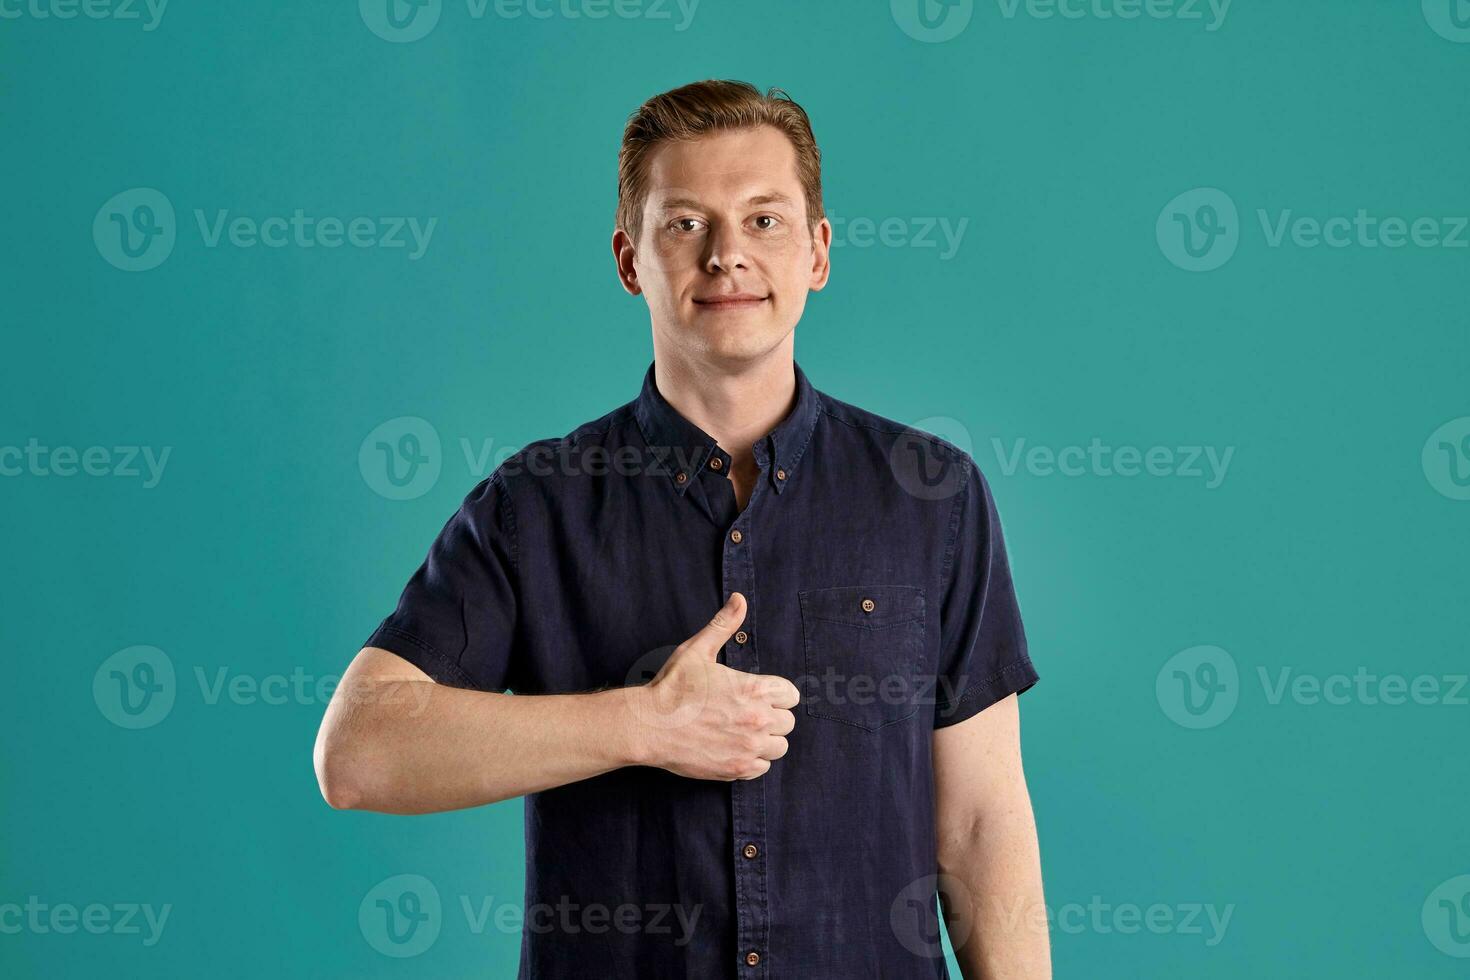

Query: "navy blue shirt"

xmin=367 ymin=359 xmax=1038 ymax=978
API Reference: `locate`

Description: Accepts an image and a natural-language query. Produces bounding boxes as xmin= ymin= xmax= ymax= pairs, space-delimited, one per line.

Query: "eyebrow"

xmin=654 ymin=192 xmax=798 ymax=212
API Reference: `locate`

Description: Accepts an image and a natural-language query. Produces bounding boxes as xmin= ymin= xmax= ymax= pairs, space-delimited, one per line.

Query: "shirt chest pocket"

xmin=798 ymin=585 xmax=927 ymax=732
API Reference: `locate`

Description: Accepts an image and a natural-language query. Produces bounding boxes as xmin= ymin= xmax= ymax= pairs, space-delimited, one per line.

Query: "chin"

xmin=700 ymin=324 xmax=790 ymax=362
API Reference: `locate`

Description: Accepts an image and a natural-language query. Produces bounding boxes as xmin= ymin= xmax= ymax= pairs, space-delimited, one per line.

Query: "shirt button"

xmin=743 ymin=843 xmax=758 ymax=859
xmin=730 ymin=529 xmax=743 ymax=544
xmin=861 ymin=597 xmax=875 ymax=613
xmin=775 ymin=468 xmax=786 ymax=481
xmin=745 ymin=951 xmax=761 ymax=967
xmin=709 ymin=457 xmax=723 ymax=471
xmin=735 ymin=630 xmax=748 ymax=645
xmin=675 ymin=471 xmax=688 ymax=485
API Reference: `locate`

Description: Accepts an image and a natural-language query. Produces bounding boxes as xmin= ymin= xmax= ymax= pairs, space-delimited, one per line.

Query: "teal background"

xmin=3 ymin=0 xmax=1468 ymax=976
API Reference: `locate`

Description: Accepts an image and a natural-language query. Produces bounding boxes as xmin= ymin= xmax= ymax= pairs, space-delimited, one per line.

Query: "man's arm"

xmin=933 ymin=693 xmax=1051 ymax=979
xmin=313 ymin=592 xmax=799 ymax=814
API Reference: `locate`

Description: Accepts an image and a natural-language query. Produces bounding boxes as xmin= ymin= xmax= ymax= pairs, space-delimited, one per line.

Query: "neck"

xmin=650 ymin=341 xmax=797 ymax=472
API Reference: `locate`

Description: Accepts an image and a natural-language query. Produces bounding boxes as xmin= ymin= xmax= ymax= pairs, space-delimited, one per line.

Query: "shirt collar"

xmin=632 ymin=358 xmax=821 ymax=497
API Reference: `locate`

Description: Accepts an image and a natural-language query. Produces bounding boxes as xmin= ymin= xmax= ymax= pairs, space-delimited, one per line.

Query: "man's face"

xmin=615 ymin=124 xmax=831 ymax=364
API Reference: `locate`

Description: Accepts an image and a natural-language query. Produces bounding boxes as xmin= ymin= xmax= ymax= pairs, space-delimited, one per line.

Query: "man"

xmin=315 ymin=79 xmax=1049 ymax=979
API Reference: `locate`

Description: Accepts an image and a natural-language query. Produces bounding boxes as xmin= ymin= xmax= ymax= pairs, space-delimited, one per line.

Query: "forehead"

xmin=643 ymin=125 xmax=802 ymax=204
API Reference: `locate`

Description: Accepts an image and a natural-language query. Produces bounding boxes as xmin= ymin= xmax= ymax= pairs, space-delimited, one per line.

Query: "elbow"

xmin=936 ymin=814 xmax=983 ymax=873
xmin=313 ymin=728 xmax=366 ymax=811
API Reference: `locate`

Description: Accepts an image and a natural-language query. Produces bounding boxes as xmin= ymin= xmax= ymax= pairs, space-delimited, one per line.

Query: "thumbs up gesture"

xmin=629 ymin=592 xmax=800 ymax=781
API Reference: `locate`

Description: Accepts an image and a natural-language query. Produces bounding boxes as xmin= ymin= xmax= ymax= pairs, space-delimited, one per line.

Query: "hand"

xmin=629 ymin=592 xmax=800 ymax=781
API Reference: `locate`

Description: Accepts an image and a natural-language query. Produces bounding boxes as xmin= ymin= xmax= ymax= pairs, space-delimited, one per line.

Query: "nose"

xmin=703 ymin=220 xmax=749 ymax=274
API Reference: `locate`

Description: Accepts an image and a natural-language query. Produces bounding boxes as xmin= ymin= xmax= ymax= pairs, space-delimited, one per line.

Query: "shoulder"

xmin=479 ymin=399 xmax=642 ymax=499
xmin=814 ymin=389 xmax=986 ymax=497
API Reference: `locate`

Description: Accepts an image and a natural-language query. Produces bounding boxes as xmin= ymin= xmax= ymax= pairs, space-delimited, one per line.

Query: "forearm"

xmin=938 ymin=795 xmax=1051 ymax=979
xmin=315 ymin=595 xmax=791 ymax=813
xmin=315 ymin=671 xmax=646 ymax=814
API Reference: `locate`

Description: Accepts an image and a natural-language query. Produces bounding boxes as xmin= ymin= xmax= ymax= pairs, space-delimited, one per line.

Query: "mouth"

xmin=692 ymin=293 xmax=769 ymax=311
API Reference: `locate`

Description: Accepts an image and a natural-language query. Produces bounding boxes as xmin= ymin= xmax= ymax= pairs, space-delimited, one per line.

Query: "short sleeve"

xmin=932 ymin=457 xmax=1038 ymax=728
xmin=365 ymin=468 xmax=519 ymax=692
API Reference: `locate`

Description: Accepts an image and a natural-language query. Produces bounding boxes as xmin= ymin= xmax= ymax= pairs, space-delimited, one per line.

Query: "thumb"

xmin=689 ymin=592 xmax=746 ymax=660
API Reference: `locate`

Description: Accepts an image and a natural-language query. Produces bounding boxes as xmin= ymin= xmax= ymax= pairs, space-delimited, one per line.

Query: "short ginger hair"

xmin=615 ymin=79 xmax=825 ymax=245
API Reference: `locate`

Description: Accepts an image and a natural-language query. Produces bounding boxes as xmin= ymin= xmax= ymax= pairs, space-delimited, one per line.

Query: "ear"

xmin=808 ymin=218 xmax=832 ymax=292
xmin=612 ymin=228 xmax=642 ymax=296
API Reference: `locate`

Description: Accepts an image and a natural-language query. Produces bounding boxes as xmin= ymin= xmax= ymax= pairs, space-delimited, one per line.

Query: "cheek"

xmin=758 ymin=238 xmax=812 ymax=293
xmin=643 ymin=232 xmax=703 ymax=276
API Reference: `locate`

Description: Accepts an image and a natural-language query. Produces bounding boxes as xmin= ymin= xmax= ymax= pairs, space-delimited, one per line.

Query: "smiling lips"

xmin=692 ymin=292 xmax=769 ymax=310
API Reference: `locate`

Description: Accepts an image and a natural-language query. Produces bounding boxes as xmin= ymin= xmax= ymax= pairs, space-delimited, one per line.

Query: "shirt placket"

xmin=724 ymin=438 xmax=774 ymax=977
